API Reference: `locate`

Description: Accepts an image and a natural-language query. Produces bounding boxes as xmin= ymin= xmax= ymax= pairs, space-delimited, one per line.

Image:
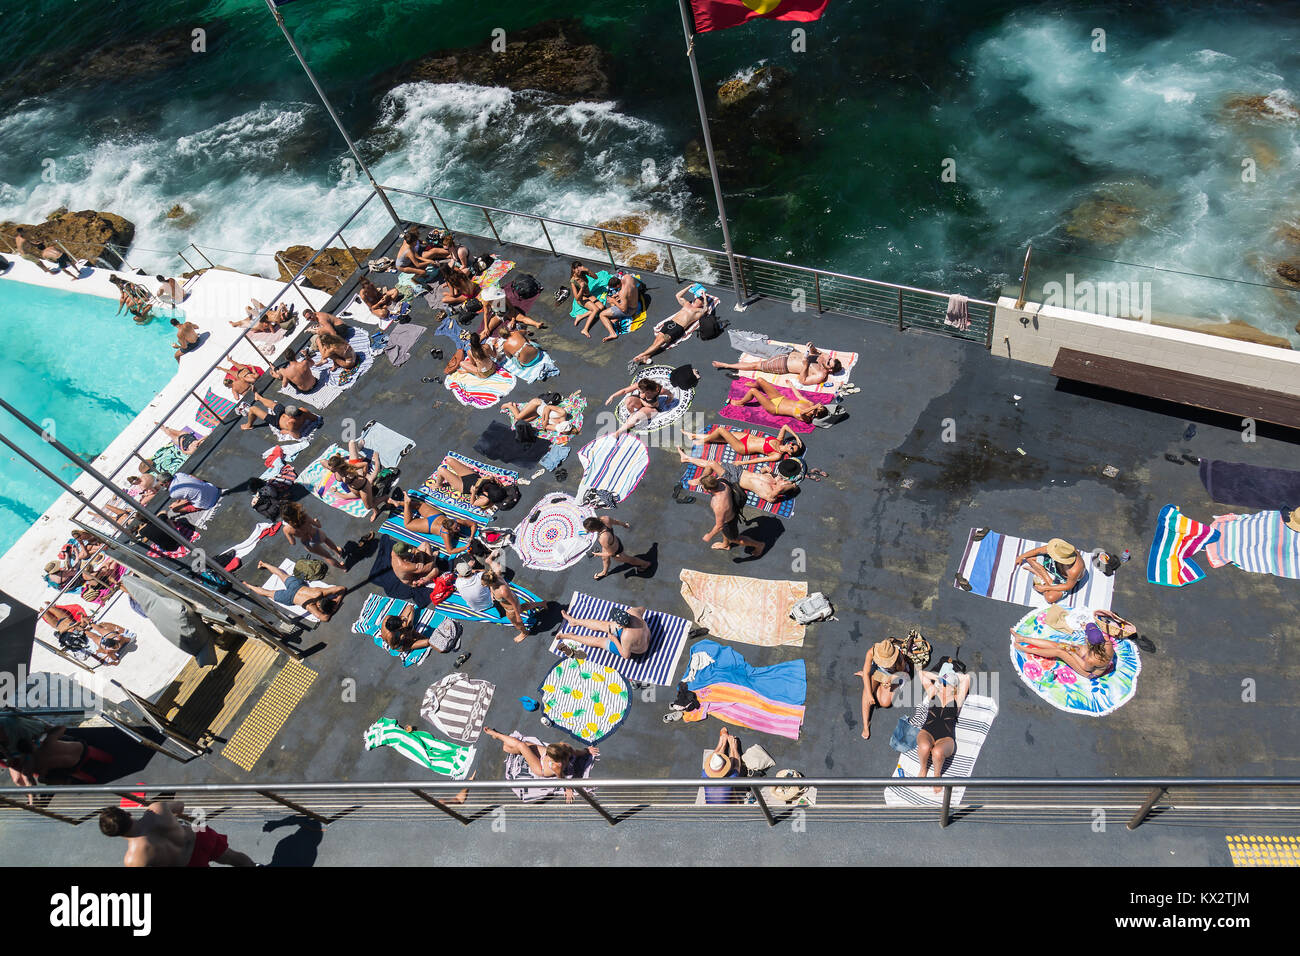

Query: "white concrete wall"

xmin=992 ymin=297 xmax=1300 ymax=397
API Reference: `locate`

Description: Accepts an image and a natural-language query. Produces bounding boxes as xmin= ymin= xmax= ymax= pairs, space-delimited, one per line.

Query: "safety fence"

xmin=4 ymin=779 xmax=1300 ymax=831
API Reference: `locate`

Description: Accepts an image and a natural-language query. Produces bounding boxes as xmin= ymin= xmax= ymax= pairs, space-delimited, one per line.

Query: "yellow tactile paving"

xmin=1226 ymin=834 xmax=1300 ymax=867
xmin=220 ymin=658 xmax=317 ymax=772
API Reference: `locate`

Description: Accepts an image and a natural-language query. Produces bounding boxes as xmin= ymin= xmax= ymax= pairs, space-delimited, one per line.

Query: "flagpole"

xmin=677 ymin=0 xmax=746 ymax=310
xmin=264 ymin=0 xmax=401 ymax=226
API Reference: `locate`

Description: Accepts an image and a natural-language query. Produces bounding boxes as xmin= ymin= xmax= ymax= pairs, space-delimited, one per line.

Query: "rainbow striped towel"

xmin=682 ymin=639 xmax=806 ymax=740
xmin=298 ymin=444 xmax=371 ymax=517
xmin=1204 ymin=511 xmax=1300 ymax=579
xmin=195 ymin=389 xmax=236 ymax=428
xmin=1147 ymin=504 xmax=1219 ymax=587
xmin=445 ymin=364 xmax=516 ymax=408
xmin=353 ymin=593 xmax=441 ymax=667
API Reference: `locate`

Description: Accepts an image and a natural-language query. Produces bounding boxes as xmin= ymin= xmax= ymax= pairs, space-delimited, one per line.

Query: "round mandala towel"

xmin=614 ymin=365 xmax=694 ymax=434
xmin=540 ymin=659 xmax=630 ymax=743
xmin=513 ymin=493 xmax=596 ymax=571
xmin=1009 ymin=607 xmax=1141 ymax=716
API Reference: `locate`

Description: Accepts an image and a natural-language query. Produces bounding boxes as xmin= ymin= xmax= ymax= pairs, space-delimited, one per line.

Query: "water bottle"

xmin=539 ymin=717 xmax=552 ymax=727
xmin=1120 ymin=549 xmax=1131 ymax=564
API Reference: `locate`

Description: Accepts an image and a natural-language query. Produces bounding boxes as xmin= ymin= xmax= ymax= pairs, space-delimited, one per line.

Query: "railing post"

xmin=600 ymin=231 xmax=617 ymax=268
xmin=984 ymin=304 xmax=995 ymax=351
xmin=573 ymin=786 xmax=617 ymax=826
xmin=177 ymin=250 xmax=196 ymax=274
xmin=409 ymin=787 xmax=471 ymax=825
xmin=665 ymin=243 xmax=680 ymax=283
xmin=736 ymin=259 xmax=749 ymax=302
xmin=814 ymin=272 xmax=823 ymax=315
xmin=481 ymin=207 xmax=502 ymax=244
xmin=256 ymin=790 xmax=330 ymax=826
xmin=538 ymin=219 xmax=558 ymax=257
xmin=429 ymin=199 xmax=451 ymax=235
xmin=939 ymin=784 xmax=952 ymax=828
xmin=1127 ymin=786 xmax=1165 ymax=830
xmin=897 ymin=287 xmax=905 ymax=331
xmin=1015 ymin=244 xmax=1032 ymax=310
xmin=0 ymin=792 xmax=83 ymax=825
xmin=337 ymin=230 xmax=366 ymax=275
xmin=750 ymin=786 xmax=777 ymax=827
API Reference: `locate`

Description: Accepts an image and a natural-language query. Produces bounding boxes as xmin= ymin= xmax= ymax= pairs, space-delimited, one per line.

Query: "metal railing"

xmin=4 ymin=778 xmax=1300 ymax=831
xmin=379 ymin=184 xmax=997 ymax=346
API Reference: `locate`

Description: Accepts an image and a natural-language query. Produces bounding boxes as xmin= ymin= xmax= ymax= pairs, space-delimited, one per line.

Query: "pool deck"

xmin=5 ymin=226 xmax=1300 ymax=864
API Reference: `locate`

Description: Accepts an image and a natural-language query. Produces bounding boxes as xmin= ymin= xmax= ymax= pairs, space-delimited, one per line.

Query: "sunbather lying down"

xmin=678 ymin=449 xmax=797 ymax=501
xmin=503 ymin=395 xmax=579 ymax=435
xmin=681 ymin=424 xmax=804 ymax=465
xmin=714 ymin=341 xmax=842 ymax=386
xmin=727 ymin=378 xmax=828 ymax=425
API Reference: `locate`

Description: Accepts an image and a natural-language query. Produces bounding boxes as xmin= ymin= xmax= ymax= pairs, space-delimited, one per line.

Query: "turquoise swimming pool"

xmin=0 ymin=278 xmax=178 ymax=555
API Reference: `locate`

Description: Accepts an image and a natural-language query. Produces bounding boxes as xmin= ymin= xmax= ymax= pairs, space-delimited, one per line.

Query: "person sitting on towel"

xmin=480 ymin=288 xmax=546 ymax=340
xmin=302 ymin=308 xmax=348 ymax=338
xmin=631 ymin=285 xmax=715 ymax=366
xmin=713 ymin=342 xmax=843 ymax=387
xmin=244 ymin=560 xmax=345 ymax=622
xmin=327 ymin=440 xmax=382 ymax=521
xmin=726 ymin=378 xmax=829 ymax=425
xmin=437 ymin=264 xmax=479 ymax=306
xmin=1014 ymin=621 xmax=1118 ymax=678
xmin=379 ymin=603 xmax=431 ymax=655
xmin=503 ymin=395 xmax=579 ymax=435
xmin=387 ymin=490 xmax=474 ymax=557
xmin=390 ymin=541 xmax=442 ymax=587
xmin=461 ymin=332 xmax=498 ymax=379
xmin=569 ymin=262 xmax=602 ymax=319
xmin=915 ymin=665 xmax=972 ymax=794
xmin=1014 ymin=538 xmax=1085 ymax=604
xmin=606 ymin=377 xmax=667 ymax=436
xmin=166 ymin=471 xmax=222 ymax=514
xmin=855 ymin=639 xmax=913 ymax=740
xmin=432 ymin=459 xmax=508 ymax=511
xmin=395 ymin=226 xmax=440 ymax=280
xmin=555 ymin=604 xmax=650 ymax=660
xmin=240 ymin=395 xmax=320 ymax=438
xmin=231 ymin=299 xmax=292 ymax=331
xmin=481 ymin=728 xmax=598 ymax=803
xmin=269 ymin=354 xmax=319 ymax=393
xmin=678 ymin=450 xmax=797 ymax=502
xmin=487 ymin=326 xmax=543 ymax=370
xmin=357 ymin=277 xmax=403 ymax=319
xmin=313 ymin=331 xmax=357 ymax=370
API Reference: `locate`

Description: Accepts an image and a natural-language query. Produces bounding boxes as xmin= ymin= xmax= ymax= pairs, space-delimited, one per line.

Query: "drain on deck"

xmin=221 ymin=659 xmax=318 ymax=772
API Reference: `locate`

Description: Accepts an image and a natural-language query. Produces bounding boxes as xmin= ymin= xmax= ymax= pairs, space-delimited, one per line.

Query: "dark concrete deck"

xmin=93 ymin=224 xmax=1300 ymax=795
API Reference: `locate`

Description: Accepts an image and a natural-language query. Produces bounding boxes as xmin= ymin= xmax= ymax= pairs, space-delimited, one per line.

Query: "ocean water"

xmin=0 ymin=280 xmax=177 ymax=554
xmin=0 ymin=1 xmax=1297 ymax=339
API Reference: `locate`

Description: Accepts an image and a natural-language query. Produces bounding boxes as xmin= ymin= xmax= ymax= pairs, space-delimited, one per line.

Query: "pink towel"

xmin=717 ymin=377 xmax=832 ymax=434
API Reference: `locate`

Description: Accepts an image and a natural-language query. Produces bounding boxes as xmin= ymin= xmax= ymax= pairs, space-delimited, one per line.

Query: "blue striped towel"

xmin=352 ymin=594 xmax=440 ymax=667
xmin=420 ymin=453 xmax=520 ymax=523
xmin=576 ymin=433 xmax=649 ymax=504
xmin=547 ymin=590 xmax=690 ymax=686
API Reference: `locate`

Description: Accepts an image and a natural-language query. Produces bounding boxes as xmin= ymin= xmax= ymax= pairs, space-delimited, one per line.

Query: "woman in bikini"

xmin=503 ymin=394 xmax=579 ymax=435
xmin=482 ymin=569 xmax=544 ymax=644
xmin=606 ymin=378 xmax=667 ymax=435
xmin=490 ymin=327 xmax=542 ymax=369
xmin=680 ymin=423 xmax=804 ymax=466
xmin=314 ymin=332 xmax=357 ymax=370
xmin=386 ymin=490 xmax=475 ymax=557
xmin=728 ymin=377 xmax=828 ymax=425
xmin=109 ymin=276 xmax=153 ymax=323
xmin=432 ymin=459 xmax=508 ymax=511
xmin=216 ymin=362 xmax=263 ymax=399
xmin=438 ymin=264 xmax=480 ymax=307
xmin=569 ymin=262 xmax=601 ymax=322
xmin=462 ymin=333 xmax=497 ymax=379
xmin=357 ymin=277 xmax=403 ymax=319
xmin=555 ymin=605 xmax=651 ymax=660
xmin=481 ymin=728 xmax=599 ymax=803
xmin=1014 ymin=621 xmax=1120 ymax=678
xmin=279 ymin=501 xmax=346 ymax=569
xmin=326 ymin=440 xmax=381 ymax=521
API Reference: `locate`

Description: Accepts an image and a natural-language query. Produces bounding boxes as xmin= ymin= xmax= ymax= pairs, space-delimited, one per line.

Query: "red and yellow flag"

xmin=689 ymin=0 xmax=828 ymax=33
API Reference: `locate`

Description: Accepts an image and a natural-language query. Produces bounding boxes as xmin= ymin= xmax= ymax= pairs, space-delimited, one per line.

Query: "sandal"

xmin=953 ymin=573 xmax=972 ymax=592
xmin=454 ymin=652 xmax=471 ymax=669
xmin=662 ymin=711 xmax=683 ymax=723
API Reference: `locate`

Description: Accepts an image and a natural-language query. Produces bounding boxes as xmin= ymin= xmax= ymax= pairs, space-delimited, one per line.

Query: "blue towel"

xmin=686 ymin=639 xmax=807 ymax=707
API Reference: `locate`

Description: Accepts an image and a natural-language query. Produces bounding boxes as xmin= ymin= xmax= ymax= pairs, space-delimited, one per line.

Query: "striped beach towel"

xmin=378 ymin=509 xmax=466 ymax=556
xmin=363 ymin=717 xmax=475 ymax=779
xmin=437 ymin=581 xmax=544 ymax=627
xmin=548 ymin=590 xmax=690 ymax=686
xmin=195 ymin=388 xmax=236 ymax=428
xmin=506 ymin=731 xmax=598 ymax=801
xmin=682 ymin=639 xmax=806 ymax=740
xmin=281 ymin=326 xmax=376 ymax=409
xmin=576 ymin=433 xmax=649 ymax=505
xmin=954 ymin=529 xmax=1115 ymax=610
xmin=420 ymin=674 xmax=495 ymax=744
xmin=1147 ymin=504 xmax=1219 ymax=587
xmin=740 ymin=340 xmax=859 ymax=396
xmin=445 ymin=364 xmax=516 ymax=408
xmin=613 ymin=365 xmax=694 ymax=435
xmin=540 ymin=658 xmax=631 ymax=743
xmin=352 ymin=593 xmax=446 ymax=666
xmin=884 ymin=695 xmax=999 ymax=807
xmin=1204 ymin=511 xmax=1300 ymax=579
xmin=717 ymin=377 xmax=832 ymax=435
xmin=298 ymin=444 xmax=371 ymax=517
xmin=420 ymin=453 xmax=520 ymax=523
xmin=679 ymin=431 xmax=797 ymax=517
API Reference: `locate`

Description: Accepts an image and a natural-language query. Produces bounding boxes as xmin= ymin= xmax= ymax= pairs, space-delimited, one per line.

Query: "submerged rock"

xmin=0 ymin=26 xmax=200 ymax=101
xmin=275 ymin=245 xmax=373 ymax=293
xmin=1222 ymin=92 xmax=1300 ymax=126
xmin=1065 ymin=195 xmax=1144 ymax=245
xmin=583 ymin=216 xmax=650 ymax=258
xmin=717 ymin=65 xmax=791 ymax=109
xmin=683 ymin=64 xmax=802 ymax=184
xmin=385 ymin=19 xmax=611 ymax=103
xmin=164 ymin=203 xmax=199 ymax=229
xmin=0 ymin=209 xmax=135 ymax=268
xmin=627 ymin=252 xmax=661 ymax=273
xmin=1277 ymin=261 xmax=1300 ymax=287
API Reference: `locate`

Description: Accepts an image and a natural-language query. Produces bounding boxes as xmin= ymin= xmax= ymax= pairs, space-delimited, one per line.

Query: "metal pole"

xmin=428 ymin=199 xmax=451 ymax=235
xmin=337 ymin=229 xmax=366 ymax=275
xmin=539 ymin=219 xmax=558 ymax=257
xmin=573 ymin=786 xmax=617 ymax=826
xmin=256 ymin=790 xmax=331 ymax=826
xmin=665 ymin=243 xmax=680 ymax=282
xmin=814 ymin=272 xmax=823 ymax=315
xmin=600 ymin=231 xmax=617 ymax=268
xmin=1015 ymin=244 xmax=1032 ymax=310
xmin=898 ymin=287 xmax=905 ymax=331
xmin=191 ymin=243 xmax=215 ymax=269
xmin=265 ymin=0 xmax=400 ymax=226
xmin=1128 ymin=786 xmax=1166 ymax=830
xmin=939 ymin=784 xmax=952 ymax=828
xmin=750 ymin=786 xmax=777 ymax=827
xmin=676 ymin=0 xmax=746 ymax=311
xmin=481 ymin=208 xmax=502 ymax=244
xmin=0 ymin=793 xmax=82 ymax=826
xmin=0 ymin=404 xmax=300 ymax=630
xmin=409 ymin=787 xmax=471 ymax=825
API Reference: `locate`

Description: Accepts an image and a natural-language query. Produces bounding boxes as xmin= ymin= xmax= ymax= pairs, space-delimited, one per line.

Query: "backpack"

xmin=789 ymin=592 xmax=834 ymax=624
xmin=671 ymin=682 xmax=700 ymax=712
xmin=469 ymin=252 xmax=495 ymax=275
xmin=293 ymin=558 xmax=327 ymax=581
xmin=669 ymin=364 xmax=699 ymax=390
xmin=373 ymin=467 xmax=400 ymax=501
xmin=57 ymin=629 xmax=90 ymax=654
xmin=429 ymin=618 xmax=462 ymax=653
xmin=497 ymin=483 xmax=522 ymax=511
xmin=511 ymin=273 xmax=542 ymax=300
xmin=537 ymin=391 xmax=562 ymax=407
xmin=698 ymin=306 xmax=725 ymax=341
xmin=251 ymin=481 xmax=291 ymax=521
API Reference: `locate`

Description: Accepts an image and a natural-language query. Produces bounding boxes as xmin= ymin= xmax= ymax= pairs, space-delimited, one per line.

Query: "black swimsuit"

xmin=922 ymin=701 xmax=959 ymax=741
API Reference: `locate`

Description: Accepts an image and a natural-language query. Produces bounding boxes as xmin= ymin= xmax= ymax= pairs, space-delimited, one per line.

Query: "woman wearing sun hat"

xmin=1014 ymin=537 xmax=1085 ymax=604
xmin=854 ymin=638 xmax=914 ymax=739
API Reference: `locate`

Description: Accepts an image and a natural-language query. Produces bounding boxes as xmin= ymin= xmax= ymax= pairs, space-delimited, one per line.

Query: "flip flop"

xmin=454 ymin=652 xmax=471 ymax=669
xmin=954 ymin=574 xmax=972 ymax=592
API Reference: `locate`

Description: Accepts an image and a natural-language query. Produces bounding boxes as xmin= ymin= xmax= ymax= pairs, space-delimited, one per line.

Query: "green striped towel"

xmin=363 ymin=718 xmax=476 ymax=779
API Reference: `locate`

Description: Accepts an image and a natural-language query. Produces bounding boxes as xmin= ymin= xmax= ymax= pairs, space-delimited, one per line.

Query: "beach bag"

xmin=497 ymin=483 xmax=522 ymax=511
xmin=812 ymin=403 xmax=849 ymax=430
xmin=451 ymin=299 xmax=482 ymax=326
xmin=427 ymin=572 xmax=456 ymax=607
xmin=57 ymin=629 xmax=90 ymax=655
xmin=429 ymin=618 xmax=462 ymax=653
xmin=890 ymin=717 xmax=920 ymax=754
xmin=251 ymin=481 xmax=291 ymax=521
xmin=697 ymin=306 xmax=724 ymax=341
xmin=293 ymin=558 xmax=327 ymax=581
xmin=537 ymin=391 xmax=562 ymax=406
xmin=367 ymin=257 xmax=394 ymax=273
xmin=511 ymin=273 xmax=542 ymax=300
xmin=901 ymin=629 xmax=932 ymax=669
xmin=669 ymin=364 xmax=699 ymax=390
xmin=789 ymin=592 xmax=833 ymax=624
xmin=373 ymin=467 xmax=400 ymax=500
xmin=671 ymin=682 xmax=699 ymax=712
xmin=469 ymin=252 xmax=495 ymax=275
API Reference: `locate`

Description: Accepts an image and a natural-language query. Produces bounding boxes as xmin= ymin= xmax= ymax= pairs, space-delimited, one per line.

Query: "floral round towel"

xmin=1009 ymin=607 xmax=1141 ymax=717
xmin=540 ymin=659 xmax=630 ymax=743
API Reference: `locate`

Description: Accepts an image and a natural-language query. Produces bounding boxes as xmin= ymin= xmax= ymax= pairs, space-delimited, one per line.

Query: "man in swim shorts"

xmin=712 ymin=342 xmax=843 ymax=386
xmin=555 ymin=604 xmax=651 ymax=659
xmin=170 ymin=317 xmax=200 ymax=360
xmin=241 ymin=395 xmax=321 ymax=439
xmin=99 ymin=801 xmax=255 ymax=867
xmin=630 ymin=285 xmax=716 ymax=366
